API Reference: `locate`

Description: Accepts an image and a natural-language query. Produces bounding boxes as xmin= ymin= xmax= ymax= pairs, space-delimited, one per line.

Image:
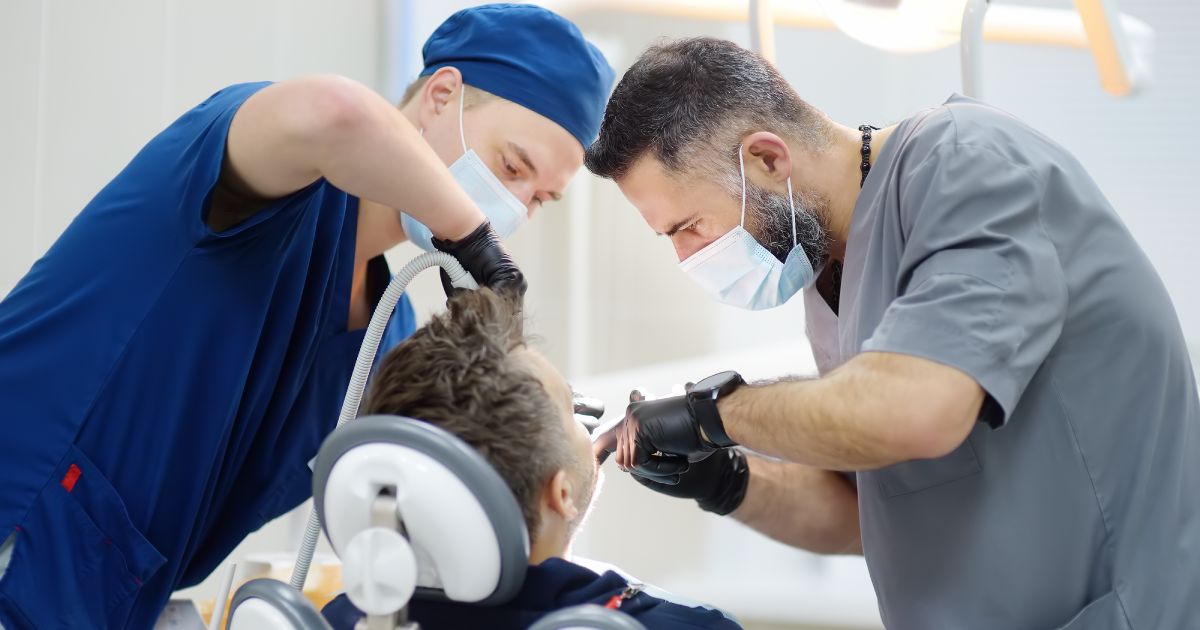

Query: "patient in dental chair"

xmin=321 ymin=289 xmax=740 ymax=630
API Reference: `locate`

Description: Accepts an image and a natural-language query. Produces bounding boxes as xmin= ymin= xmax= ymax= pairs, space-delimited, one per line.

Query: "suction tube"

xmin=289 ymin=251 xmax=477 ymax=591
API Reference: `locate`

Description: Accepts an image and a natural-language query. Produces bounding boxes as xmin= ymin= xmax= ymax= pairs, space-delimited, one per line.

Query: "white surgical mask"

xmin=679 ymin=148 xmax=815 ymax=310
xmin=401 ymin=89 xmax=529 ymax=251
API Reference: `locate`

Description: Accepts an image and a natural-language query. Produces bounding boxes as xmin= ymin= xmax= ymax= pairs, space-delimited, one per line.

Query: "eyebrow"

xmin=661 ymin=213 xmax=698 ymax=237
xmin=508 ymin=141 xmax=563 ymax=202
xmin=507 ymin=142 xmax=538 ymax=177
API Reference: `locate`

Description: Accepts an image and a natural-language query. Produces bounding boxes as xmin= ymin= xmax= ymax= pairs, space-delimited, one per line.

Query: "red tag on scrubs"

xmin=61 ymin=464 xmax=81 ymax=493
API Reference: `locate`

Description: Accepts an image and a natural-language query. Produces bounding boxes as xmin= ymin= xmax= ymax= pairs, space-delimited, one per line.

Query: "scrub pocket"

xmin=1051 ymin=590 xmax=1130 ymax=630
xmin=0 ymin=445 xmax=165 ymax=629
xmin=877 ymin=435 xmax=982 ymax=498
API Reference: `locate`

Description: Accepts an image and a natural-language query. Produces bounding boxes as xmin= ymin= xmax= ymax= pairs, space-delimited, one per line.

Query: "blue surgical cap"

xmin=420 ymin=3 xmax=615 ymax=148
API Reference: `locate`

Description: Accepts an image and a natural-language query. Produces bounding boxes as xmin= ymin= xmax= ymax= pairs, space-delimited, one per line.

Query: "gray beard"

xmin=744 ymin=180 xmax=831 ymax=271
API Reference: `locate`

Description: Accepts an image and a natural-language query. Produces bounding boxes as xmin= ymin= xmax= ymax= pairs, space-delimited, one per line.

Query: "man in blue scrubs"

xmin=0 ymin=5 xmax=612 ymax=628
xmin=590 ymin=38 xmax=1199 ymax=628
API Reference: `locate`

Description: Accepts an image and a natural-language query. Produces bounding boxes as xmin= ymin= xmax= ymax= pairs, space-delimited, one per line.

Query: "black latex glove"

xmin=632 ymin=448 xmax=749 ymax=516
xmin=624 ymin=394 xmax=720 ymax=478
xmin=432 ymin=220 xmax=527 ymax=298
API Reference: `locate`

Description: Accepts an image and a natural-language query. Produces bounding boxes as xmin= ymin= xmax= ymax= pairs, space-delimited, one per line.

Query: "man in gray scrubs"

xmin=587 ymin=38 xmax=1199 ymax=629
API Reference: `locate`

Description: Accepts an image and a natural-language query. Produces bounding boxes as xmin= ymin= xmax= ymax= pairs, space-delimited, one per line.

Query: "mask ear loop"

xmin=457 ymin=83 xmax=469 ymax=154
xmin=786 ymin=176 xmax=798 ymax=248
xmin=737 ymin=147 xmax=748 ymax=227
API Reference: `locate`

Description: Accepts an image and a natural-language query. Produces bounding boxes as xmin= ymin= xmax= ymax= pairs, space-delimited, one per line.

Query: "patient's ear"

xmin=545 ymin=469 xmax=580 ymax=521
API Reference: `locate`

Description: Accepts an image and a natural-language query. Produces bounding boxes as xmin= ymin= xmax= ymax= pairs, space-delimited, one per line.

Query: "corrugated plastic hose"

xmin=289 ymin=251 xmax=477 ymax=591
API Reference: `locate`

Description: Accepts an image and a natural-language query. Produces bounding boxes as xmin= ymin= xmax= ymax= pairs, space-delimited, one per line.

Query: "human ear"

xmin=742 ymin=131 xmax=793 ymax=185
xmin=546 ymin=470 xmax=580 ymax=521
xmin=417 ymin=67 xmax=463 ymax=129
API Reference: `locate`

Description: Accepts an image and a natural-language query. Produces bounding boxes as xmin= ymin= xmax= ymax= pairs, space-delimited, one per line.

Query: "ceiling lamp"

xmin=815 ymin=0 xmax=971 ymax=53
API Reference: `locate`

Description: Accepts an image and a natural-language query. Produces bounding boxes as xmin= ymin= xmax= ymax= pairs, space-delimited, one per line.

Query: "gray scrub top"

xmin=808 ymin=95 xmax=1200 ymax=629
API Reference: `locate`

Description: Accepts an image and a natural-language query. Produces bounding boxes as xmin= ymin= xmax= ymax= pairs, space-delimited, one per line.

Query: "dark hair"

xmin=364 ymin=289 xmax=570 ymax=536
xmin=585 ymin=37 xmax=830 ymax=183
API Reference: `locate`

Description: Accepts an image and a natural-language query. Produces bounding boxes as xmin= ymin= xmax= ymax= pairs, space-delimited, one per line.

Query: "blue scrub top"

xmin=0 ymin=82 xmax=416 ymax=629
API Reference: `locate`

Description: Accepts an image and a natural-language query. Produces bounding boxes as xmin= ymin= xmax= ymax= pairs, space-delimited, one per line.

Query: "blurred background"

xmin=2 ymin=1 xmax=1198 ymax=628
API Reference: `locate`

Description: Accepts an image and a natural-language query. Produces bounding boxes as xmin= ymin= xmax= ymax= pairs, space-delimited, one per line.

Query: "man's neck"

xmin=527 ymin=515 xmax=575 ymax=566
xmin=811 ymin=122 xmax=897 ymax=263
xmin=528 ymin=533 xmax=567 ymax=566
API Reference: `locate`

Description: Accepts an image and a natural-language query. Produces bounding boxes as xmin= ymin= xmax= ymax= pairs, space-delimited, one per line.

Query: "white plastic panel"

xmin=322 ymin=443 xmax=502 ymax=602
xmin=228 ymin=599 xmax=295 ymax=630
xmin=341 ymin=527 xmax=417 ymax=615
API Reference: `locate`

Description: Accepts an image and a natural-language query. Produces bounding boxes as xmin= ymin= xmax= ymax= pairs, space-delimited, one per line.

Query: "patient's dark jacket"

xmin=322 ymin=557 xmax=740 ymax=629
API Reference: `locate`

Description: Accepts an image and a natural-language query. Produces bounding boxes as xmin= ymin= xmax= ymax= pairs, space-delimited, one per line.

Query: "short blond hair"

xmin=400 ymin=75 xmax=498 ymax=109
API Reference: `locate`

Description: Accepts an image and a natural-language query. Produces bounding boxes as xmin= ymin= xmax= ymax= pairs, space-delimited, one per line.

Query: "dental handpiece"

xmin=573 ymin=395 xmax=605 ymax=419
xmin=574 ymin=395 xmax=606 ymax=434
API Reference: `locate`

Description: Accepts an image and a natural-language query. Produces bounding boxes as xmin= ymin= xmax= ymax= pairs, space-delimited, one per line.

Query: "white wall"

xmin=0 ymin=0 xmax=387 ymax=296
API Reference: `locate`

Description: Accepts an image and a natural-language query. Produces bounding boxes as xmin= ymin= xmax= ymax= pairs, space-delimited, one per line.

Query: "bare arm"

xmin=732 ymin=456 xmax=862 ymax=554
xmin=720 ymin=351 xmax=985 ymax=470
xmin=224 ymin=75 xmax=483 ymax=240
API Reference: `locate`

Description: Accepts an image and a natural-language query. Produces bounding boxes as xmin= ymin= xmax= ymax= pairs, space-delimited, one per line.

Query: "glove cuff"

xmin=687 ymin=371 xmax=743 ymax=448
xmin=431 ymin=219 xmax=493 ymax=252
xmin=696 ymin=449 xmax=750 ymax=516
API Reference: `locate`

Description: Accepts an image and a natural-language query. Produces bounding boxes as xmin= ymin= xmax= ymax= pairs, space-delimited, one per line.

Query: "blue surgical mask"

xmin=679 ymin=148 xmax=815 ymax=310
xmin=401 ymin=89 xmax=529 ymax=251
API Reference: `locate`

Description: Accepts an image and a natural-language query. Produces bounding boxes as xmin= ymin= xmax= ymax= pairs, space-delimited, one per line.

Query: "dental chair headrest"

xmin=312 ymin=415 xmax=529 ymax=608
xmin=226 ymin=579 xmax=332 ymax=630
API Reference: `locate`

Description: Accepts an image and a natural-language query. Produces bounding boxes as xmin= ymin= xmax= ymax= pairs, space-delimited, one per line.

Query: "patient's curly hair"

xmin=364 ymin=289 xmax=570 ymax=537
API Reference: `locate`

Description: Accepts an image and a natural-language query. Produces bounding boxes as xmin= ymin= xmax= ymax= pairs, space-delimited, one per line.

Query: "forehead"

xmin=616 ymin=154 xmax=734 ymax=233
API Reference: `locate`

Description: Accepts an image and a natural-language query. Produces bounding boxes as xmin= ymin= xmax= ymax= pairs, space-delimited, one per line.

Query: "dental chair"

xmin=226 ymin=415 xmax=645 ymax=630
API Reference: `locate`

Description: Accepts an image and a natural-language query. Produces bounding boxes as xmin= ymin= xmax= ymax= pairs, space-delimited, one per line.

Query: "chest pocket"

xmin=876 ymin=435 xmax=982 ymax=498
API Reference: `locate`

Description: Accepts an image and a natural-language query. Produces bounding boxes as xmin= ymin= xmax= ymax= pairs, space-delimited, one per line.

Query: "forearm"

xmin=732 ymin=456 xmax=861 ymax=554
xmin=310 ymin=82 xmax=482 ymax=240
xmin=719 ymin=377 xmax=899 ymax=470
xmin=718 ymin=353 xmax=980 ymax=470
